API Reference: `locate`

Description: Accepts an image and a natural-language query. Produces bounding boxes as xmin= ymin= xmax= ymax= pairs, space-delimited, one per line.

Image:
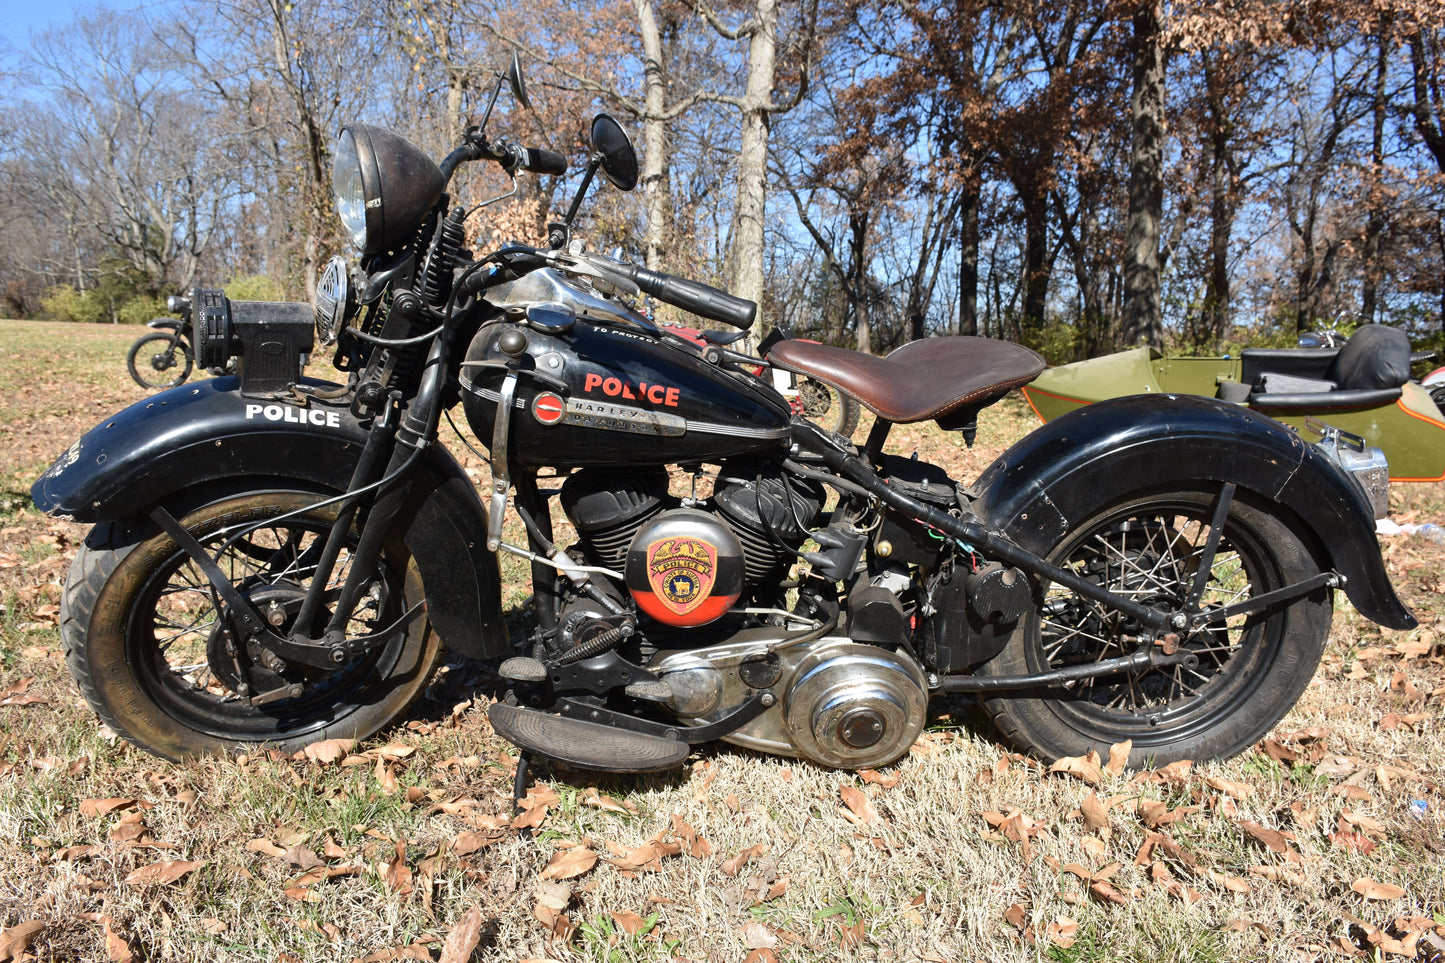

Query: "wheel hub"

xmin=206 ymin=583 xmax=308 ymax=694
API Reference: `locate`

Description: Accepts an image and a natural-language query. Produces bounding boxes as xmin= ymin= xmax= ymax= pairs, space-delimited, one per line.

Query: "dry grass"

xmin=0 ymin=318 xmax=1441 ymax=963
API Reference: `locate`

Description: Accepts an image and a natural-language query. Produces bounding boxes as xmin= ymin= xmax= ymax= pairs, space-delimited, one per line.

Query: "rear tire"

xmin=797 ymin=376 xmax=860 ymax=437
xmin=980 ymin=487 xmax=1332 ymax=767
xmin=61 ymin=491 xmax=439 ymax=760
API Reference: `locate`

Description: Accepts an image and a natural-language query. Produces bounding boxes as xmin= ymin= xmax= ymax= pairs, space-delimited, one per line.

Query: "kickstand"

xmin=511 ymin=750 xmax=533 ymax=817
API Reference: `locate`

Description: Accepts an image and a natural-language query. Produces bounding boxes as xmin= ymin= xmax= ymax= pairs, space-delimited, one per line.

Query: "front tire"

xmin=980 ymin=487 xmax=1332 ymax=766
xmin=127 ymin=332 xmax=193 ymax=389
xmin=60 ymin=491 xmax=440 ymax=760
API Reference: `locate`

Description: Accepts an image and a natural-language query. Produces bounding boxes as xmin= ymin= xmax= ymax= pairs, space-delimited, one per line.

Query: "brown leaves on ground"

xmin=540 ymin=845 xmax=598 ymax=881
xmin=0 ymin=922 xmax=44 ymax=963
xmin=123 ymin=859 xmax=203 ymax=886
xmin=437 ymin=904 xmax=483 ymax=963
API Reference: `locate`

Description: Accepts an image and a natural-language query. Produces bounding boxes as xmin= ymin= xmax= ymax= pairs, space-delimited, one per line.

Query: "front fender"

xmin=971 ymin=393 xmax=1416 ymax=630
xmin=32 ymin=376 xmax=507 ymax=658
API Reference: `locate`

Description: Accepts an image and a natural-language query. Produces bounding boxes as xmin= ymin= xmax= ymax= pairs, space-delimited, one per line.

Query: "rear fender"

xmin=31 ymin=376 xmax=507 ymax=658
xmin=971 ymin=394 xmax=1416 ymax=630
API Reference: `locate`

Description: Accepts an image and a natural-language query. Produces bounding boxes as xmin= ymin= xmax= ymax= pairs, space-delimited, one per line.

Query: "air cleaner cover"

xmin=625 ymin=509 xmax=744 ymax=627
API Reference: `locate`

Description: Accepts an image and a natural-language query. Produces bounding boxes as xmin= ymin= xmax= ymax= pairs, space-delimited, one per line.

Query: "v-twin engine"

xmin=559 ymin=459 xmax=825 ymax=624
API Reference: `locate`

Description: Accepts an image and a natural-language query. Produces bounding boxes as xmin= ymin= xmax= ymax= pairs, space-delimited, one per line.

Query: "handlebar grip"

xmin=513 ymin=146 xmax=567 ymax=176
xmin=615 ymin=264 xmax=757 ymax=330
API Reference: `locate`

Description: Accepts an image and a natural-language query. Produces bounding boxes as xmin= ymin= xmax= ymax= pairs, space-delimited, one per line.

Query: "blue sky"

xmin=1 ymin=0 xmax=95 ymax=42
xmin=1 ymin=0 xmax=155 ymax=59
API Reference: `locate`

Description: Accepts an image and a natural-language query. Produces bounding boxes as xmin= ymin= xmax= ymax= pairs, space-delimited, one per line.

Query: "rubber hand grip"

xmin=613 ymin=264 xmax=757 ymax=330
xmin=513 ymin=146 xmax=567 ymax=176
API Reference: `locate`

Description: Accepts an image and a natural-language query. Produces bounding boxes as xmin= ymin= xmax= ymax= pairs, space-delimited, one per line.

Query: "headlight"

xmin=333 ymin=131 xmax=368 ymax=250
xmin=314 ymin=256 xmax=351 ymax=345
xmin=331 ymin=124 xmax=446 ymax=255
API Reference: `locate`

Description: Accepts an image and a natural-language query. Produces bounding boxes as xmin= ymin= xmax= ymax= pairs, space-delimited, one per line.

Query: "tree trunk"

xmin=1361 ymin=16 xmax=1390 ymax=323
xmin=634 ymin=0 xmax=674 ymax=271
xmin=727 ymin=0 xmax=779 ymax=338
xmin=1020 ymin=186 xmax=1050 ymax=338
xmin=266 ymin=0 xmax=329 ymax=300
xmin=1119 ymin=1 xmax=1166 ymax=349
xmin=957 ymin=186 xmax=980 ymax=336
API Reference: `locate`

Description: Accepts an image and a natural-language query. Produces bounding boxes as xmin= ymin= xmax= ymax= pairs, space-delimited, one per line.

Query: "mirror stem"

xmin=552 ymin=162 xmax=599 ymax=249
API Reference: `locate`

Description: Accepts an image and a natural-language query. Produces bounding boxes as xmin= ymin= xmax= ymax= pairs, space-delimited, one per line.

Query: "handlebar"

xmin=599 ymin=262 xmax=757 ymax=330
xmin=498 ymin=142 xmax=567 ymax=177
xmin=440 ymin=132 xmax=567 ymax=180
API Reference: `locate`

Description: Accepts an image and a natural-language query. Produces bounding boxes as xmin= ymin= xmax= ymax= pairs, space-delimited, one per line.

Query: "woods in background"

xmin=2 ymin=0 xmax=1443 ymax=362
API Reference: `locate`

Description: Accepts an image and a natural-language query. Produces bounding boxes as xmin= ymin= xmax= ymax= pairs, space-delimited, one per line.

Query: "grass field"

xmin=0 ymin=318 xmax=1441 ymax=963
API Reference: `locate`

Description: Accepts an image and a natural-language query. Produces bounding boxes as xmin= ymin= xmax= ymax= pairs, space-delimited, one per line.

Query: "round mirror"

xmin=591 ymin=114 xmax=638 ymax=191
xmin=506 ymin=51 xmax=531 ymax=111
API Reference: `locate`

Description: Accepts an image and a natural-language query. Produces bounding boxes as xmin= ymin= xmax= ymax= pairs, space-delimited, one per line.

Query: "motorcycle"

xmin=32 ymin=59 xmax=1415 ymax=787
xmin=126 ymin=309 xmax=195 ymax=389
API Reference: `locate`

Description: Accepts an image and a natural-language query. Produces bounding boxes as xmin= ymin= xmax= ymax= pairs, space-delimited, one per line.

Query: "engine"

xmin=557 ymin=460 xmax=931 ymax=770
xmin=558 ymin=459 xmax=824 ymax=628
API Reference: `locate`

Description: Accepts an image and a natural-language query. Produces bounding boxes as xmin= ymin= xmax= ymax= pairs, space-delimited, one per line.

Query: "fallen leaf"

xmin=1236 ymin=819 xmax=1291 ymax=854
xmin=611 ymin=912 xmax=651 ymax=936
xmin=300 ymin=738 xmax=356 ymax=764
xmin=1088 ymin=880 xmax=1130 ymax=905
xmin=671 ymin=815 xmax=713 ymax=859
xmin=102 ymin=918 xmax=134 ymax=963
xmin=742 ymin=920 xmax=779 ymax=949
xmin=511 ymin=805 xmax=548 ymax=830
xmin=439 ymin=903 xmax=483 ymax=963
xmin=540 ymin=847 xmax=598 ymax=881
xmin=123 ymin=859 xmax=203 ymax=886
xmin=1105 ymin=740 xmax=1132 ymax=776
xmin=80 ymin=798 xmax=138 ymax=817
xmin=1050 ymin=751 xmax=1103 ymax=785
xmin=1046 ymin=917 xmax=1080 ymax=948
xmin=581 ymin=789 xmax=635 ymax=814
xmin=1206 ymin=776 xmax=1253 ymax=800
xmin=0 ymin=921 xmax=44 ymax=961
xmin=720 ymin=844 xmax=766 ymax=876
xmin=283 ymin=886 xmax=322 ymax=903
xmin=1352 ymin=878 xmax=1407 ymax=900
xmin=449 ymin=830 xmax=505 ymax=856
xmin=840 ymin=785 xmax=882 ymax=823
xmin=1080 ymin=791 xmax=1110 ymax=833
xmin=384 ymin=840 xmax=413 ymax=896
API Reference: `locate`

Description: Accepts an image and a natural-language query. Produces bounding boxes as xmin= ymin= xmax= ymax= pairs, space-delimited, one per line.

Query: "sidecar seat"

xmin=1240 ymin=324 xmax=1411 ymax=412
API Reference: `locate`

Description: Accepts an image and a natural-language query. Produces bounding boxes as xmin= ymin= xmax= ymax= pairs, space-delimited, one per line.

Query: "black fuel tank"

xmin=460 ymin=320 xmax=792 ymax=468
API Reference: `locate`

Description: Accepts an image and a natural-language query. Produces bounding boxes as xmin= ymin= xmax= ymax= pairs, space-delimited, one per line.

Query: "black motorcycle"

xmin=33 ymin=59 xmax=1414 ymax=785
xmin=126 ymin=309 xmax=194 ymax=389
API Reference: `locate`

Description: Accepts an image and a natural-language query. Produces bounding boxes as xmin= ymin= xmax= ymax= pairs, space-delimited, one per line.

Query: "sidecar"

xmin=1021 ymin=325 xmax=1445 ymax=482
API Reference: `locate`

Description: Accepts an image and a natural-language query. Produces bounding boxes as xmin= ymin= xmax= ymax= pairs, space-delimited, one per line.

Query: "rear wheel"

xmin=796 ymin=376 xmax=860 ymax=437
xmin=981 ymin=487 xmax=1332 ymax=766
xmin=127 ymin=332 xmax=193 ymax=389
xmin=61 ymin=491 xmax=439 ymax=759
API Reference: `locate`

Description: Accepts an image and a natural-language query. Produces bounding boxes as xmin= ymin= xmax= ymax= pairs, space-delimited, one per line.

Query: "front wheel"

xmin=127 ymin=331 xmax=193 ymax=389
xmin=980 ymin=486 xmax=1332 ymax=767
xmin=60 ymin=491 xmax=440 ymax=760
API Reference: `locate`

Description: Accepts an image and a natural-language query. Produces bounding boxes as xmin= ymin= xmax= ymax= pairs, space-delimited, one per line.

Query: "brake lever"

xmin=545 ymin=251 xmax=641 ymax=297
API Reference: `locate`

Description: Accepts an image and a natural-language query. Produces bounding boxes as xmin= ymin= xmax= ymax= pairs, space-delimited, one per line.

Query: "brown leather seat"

xmin=767 ymin=337 xmax=1046 ymax=425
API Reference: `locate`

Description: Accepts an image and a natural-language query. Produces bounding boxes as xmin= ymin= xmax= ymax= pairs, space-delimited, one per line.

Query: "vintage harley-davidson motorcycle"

xmin=33 ymin=61 xmax=1415 ymax=784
